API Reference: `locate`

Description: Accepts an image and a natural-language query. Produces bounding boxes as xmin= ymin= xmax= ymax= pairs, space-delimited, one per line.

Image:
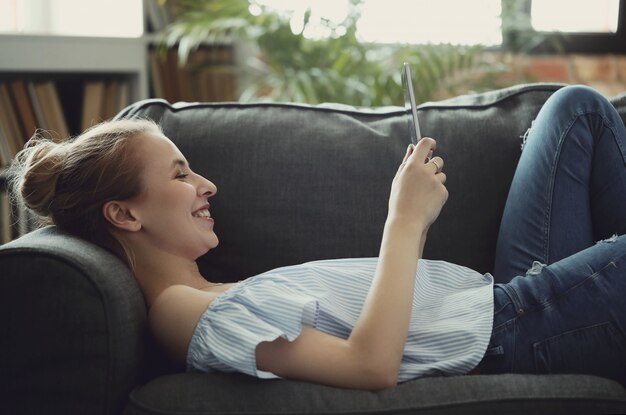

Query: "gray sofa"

xmin=1 ymin=83 xmax=626 ymax=414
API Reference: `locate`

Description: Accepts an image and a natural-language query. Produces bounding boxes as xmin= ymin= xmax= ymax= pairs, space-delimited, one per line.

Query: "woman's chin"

xmin=210 ymin=236 xmax=219 ymax=249
xmin=206 ymin=233 xmax=219 ymax=250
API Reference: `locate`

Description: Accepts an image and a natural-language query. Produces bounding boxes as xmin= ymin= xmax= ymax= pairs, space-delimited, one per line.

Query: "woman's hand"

xmin=388 ymin=137 xmax=448 ymax=232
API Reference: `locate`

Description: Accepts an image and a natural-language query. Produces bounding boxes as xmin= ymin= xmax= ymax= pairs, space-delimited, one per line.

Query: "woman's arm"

xmin=257 ymin=138 xmax=448 ymax=390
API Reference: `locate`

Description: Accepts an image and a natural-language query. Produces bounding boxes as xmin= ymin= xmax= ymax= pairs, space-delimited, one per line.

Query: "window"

xmin=0 ymin=0 xmax=143 ymax=37
xmin=357 ymin=0 xmax=502 ymax=45
xmin=255 ymin=0 xmax=625 ymax=52
xmin=531 ymin=0 xmax=619 ymax=33
xmin=509 ymin=0 xmax=625 ymax=53
xmin=256 ymin=0 xmax=503 ymax=45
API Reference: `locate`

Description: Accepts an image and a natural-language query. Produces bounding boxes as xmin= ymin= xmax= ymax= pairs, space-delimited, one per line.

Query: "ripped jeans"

xmin=478 ymin=85 xmax=626 ymax=382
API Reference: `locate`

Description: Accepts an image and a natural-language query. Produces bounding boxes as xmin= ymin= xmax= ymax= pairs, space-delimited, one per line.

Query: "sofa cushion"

xmin=118 ymin=83 xmax=621 ymax=283
xmin=124 ymin=372 xmax=626 ymax=415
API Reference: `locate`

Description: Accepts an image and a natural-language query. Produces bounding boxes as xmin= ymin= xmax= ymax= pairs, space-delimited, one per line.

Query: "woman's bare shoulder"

xmin=148 ymin=285 xmax=215 ymax=364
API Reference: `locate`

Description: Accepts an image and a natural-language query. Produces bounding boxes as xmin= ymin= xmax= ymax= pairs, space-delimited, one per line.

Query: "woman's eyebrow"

xmin=171 ymin=159 xmax=189 ymax=169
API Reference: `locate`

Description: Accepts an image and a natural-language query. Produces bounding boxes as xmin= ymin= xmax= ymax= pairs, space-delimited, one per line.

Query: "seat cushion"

xmin=124 ymin=372 xmax=626 ymax=415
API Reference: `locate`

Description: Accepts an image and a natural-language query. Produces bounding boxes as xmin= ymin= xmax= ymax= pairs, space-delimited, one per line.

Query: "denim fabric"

xmin=481 ymin=86 xmax=626 ymax=383
xmin=494 ymin=85 xmax=626 ymax=281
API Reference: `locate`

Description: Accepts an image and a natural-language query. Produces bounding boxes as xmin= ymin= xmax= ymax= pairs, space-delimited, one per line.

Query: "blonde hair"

xmin=7 ymin=119 xmax=163 ymax=268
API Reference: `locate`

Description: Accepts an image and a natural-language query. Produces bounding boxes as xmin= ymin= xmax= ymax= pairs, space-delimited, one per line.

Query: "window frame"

xmin=502 ymin=0 xmax=626 ymax=54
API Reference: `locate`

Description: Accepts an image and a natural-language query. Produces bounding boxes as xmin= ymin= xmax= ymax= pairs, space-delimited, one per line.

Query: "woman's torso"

xmin=185 ymin=258 xmax=495 ymax=381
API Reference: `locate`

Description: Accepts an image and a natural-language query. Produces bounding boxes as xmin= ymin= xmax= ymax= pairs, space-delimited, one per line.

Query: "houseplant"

xmin=157 ymin=0 xmax=551 ymax=105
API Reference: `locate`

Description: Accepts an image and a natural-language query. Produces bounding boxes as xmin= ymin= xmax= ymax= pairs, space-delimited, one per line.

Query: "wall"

xmin=497 ymin=54 xmax=626 ymax=97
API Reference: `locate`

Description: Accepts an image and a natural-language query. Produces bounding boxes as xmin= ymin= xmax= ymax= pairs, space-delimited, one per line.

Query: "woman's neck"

xmin=131 ymin=250 xmax=212 ymax=307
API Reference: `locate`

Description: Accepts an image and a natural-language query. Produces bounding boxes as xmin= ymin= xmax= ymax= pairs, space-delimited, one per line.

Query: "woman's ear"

xmin=102 ymin=201 xmax=141 ymax=232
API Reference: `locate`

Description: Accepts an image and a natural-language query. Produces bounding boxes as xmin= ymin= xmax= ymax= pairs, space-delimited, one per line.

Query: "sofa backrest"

xmin=118 ymin=84 xmax=626 ymax=282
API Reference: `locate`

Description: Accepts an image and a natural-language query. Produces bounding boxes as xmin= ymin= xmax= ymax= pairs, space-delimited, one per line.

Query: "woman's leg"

xmin=494 ymin=85 xmax=626 ymax=283
xmin=478 ymin=86 xmax=626 ymax=382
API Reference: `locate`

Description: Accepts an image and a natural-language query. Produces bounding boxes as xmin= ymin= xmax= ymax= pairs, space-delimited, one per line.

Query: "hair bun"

xmin=12 ymin=136 xmax=68 ymax=217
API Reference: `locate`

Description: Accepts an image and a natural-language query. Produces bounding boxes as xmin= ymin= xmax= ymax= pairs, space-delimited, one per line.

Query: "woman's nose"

xmin=199 ymin=177 xmax=217 ymax=197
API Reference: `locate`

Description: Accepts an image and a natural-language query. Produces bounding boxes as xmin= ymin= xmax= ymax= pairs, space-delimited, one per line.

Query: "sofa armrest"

xmin=0 ymin=226 xmax=147 ymax=415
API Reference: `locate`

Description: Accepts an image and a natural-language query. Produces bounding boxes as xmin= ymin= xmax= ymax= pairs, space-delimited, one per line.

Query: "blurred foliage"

xmin=158 ymin=0 xmax=550 ymax=106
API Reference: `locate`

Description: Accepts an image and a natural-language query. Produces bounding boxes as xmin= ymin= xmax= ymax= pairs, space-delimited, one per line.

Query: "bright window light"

xmin=531 ymin=0 xmax=620 ymax=33
xmin=256 ymin=0 xmax=503 ymax=45
xmin=0 ymin=0 xmax=143 ymax=37
xmin=358 ymin=0 xmax=502 ymax=45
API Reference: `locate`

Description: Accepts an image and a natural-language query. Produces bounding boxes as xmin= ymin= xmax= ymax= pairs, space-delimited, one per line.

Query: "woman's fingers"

xmin=429 ymin=156 xmax=444 ymax=174
xmin=389 ymin=138 xmax=448 ymax=229
xmin=396 ymin=144 xmax=415 ymax=175
xmin=397 ymin=138 xmax=439 ymax=174
xmin=408 ymin=137 xmax=436 ymax=165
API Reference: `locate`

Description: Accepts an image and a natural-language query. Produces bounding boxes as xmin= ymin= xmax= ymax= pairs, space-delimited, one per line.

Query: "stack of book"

xmin=81 ymin=79 xmax=130 ymax=131
xmin=0 ymin=79 xmax=66 ymax=167
xmin=0 ymin=78 xmax=130 ymax=168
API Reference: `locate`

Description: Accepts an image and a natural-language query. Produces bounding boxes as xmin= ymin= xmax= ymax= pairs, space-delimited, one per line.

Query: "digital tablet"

xmin=402 ymin=62 xmax=422 ymax=145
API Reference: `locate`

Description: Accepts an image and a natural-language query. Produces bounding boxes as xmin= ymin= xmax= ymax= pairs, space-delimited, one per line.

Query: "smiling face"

xmin=126 ymin=132 xmax=219 ymax=259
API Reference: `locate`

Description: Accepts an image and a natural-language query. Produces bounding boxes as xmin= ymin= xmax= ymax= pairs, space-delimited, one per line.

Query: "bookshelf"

xmin=0 ymin=35 xmax=148 ymax=96
xmin=0 ymin=34 xmax=149 ymax=135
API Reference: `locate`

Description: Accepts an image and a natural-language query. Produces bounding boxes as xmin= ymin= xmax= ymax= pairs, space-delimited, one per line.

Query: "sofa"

xmin=1 ymin=83 xmax=626 ymax=415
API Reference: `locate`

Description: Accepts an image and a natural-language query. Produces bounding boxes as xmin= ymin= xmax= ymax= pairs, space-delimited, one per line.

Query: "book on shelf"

xmin=46 ymin=81 xmax=70 ymax=140
xmin=0 ymin=189 xmax=11 ymax=244
xmin=8 ymin=80 xmax=37 ymax=143
xmin=0 ymin=77 xmax=131 ymax=169
xmin=104 ymin=80 xmax=130 ymax=120
xmin=81 ymin=80 xmax=106 ymax=131
xmin=0 ymin=121 xmax=14 ymax=167
xmin=0 ymin=82 xmax=26 ymax=166
xmin=81 ymin=79 xmax=131 ymax=130
xmin=26 ymin=81 xmax=46 ymax=136
xmin=103 ymin=80 xmax=121 ymax=121
xmin=31 ymin=81 xmax=70 ymax=141
xmin=0 ymin=83 xmax=24 ymax=150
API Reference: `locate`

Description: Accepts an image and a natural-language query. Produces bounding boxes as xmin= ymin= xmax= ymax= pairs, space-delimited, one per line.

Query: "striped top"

xmin=187 ymin=258 xmax=494 ymax=382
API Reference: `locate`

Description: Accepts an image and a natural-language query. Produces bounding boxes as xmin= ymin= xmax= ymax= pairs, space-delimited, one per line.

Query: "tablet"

xmin=402 ymin=62 xmax=422 ymax=145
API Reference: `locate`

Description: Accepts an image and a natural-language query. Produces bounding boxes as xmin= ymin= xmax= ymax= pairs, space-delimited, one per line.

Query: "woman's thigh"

xmin=480 ymin=234 xmax=626 ymax=383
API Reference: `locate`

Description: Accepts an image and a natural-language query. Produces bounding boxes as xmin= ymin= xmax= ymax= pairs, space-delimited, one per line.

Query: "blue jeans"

xmin=478 ymin=85 xmax=626 ymax=383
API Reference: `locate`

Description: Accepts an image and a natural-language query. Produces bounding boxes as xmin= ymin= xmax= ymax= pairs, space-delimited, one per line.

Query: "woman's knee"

xmin=547 ymin=85 xmax=611 ymax=113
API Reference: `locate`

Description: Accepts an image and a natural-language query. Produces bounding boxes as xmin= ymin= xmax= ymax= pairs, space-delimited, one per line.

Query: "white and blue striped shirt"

xmin=187 ymin=258 xmax=494 ymax=382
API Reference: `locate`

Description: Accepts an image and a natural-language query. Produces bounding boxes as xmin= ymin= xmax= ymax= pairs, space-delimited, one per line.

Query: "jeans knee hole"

xmin=596 ymin=233 xmax=618 ymax=244
xmin=526 ymin=261 xmax=547 ymax=276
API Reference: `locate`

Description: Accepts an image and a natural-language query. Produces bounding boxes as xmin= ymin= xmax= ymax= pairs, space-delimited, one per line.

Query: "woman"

xmin=9 ymin=85 xmax=626 ymax=390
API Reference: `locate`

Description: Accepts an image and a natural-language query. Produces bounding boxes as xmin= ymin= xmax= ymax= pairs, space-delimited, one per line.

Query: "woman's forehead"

xmin=134 ymin=133 xmax=185 ymax=170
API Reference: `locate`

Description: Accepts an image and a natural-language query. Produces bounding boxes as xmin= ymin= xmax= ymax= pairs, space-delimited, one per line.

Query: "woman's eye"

xmin=176 ymin=173 xmax=189 ymax=180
